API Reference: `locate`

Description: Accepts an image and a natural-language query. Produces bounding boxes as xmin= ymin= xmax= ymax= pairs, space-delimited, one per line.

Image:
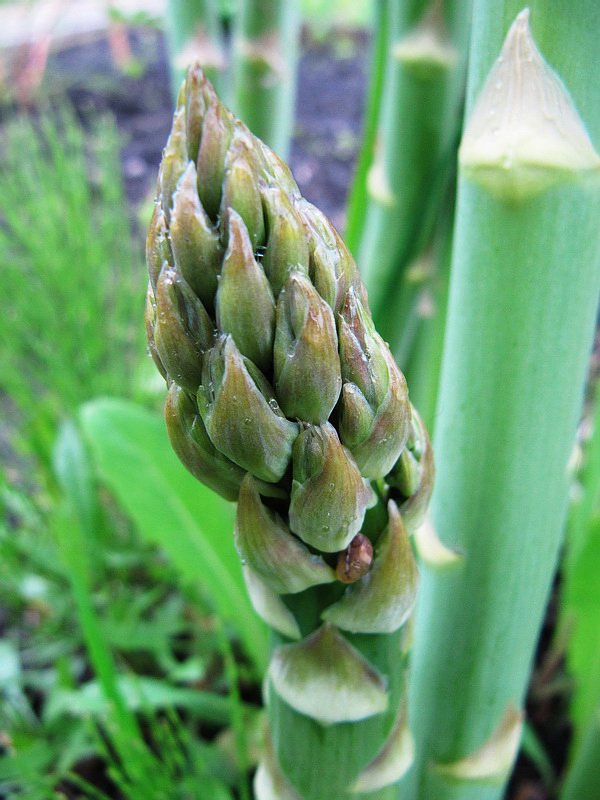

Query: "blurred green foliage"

xmin=560 ymin=381 xmax=600 ymax=755
xmin=0 ymin=108 xmax=145 ymax=468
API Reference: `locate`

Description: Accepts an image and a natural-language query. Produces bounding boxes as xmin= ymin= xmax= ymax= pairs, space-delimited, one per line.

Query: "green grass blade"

xmin=563 ymin=510 xmax=600 ymax=741
xmin=52 ymin=420 xmax=140 ymax=741
xmin=560 ymin=712 xmax=600 ymax=800
xmin=44 ymin=675 xmax=234 ymax=725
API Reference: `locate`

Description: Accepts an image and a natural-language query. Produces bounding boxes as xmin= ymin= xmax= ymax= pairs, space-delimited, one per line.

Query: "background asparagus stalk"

xmin=232 ymin=0 xmax=300 ymax=158
xmin=165 ymin=0 xmax=226 ymax=96
xmin=344 ymin=0 xmax=391 ymax=254
xmin=165 ymin=0 xmax=300 ymax=158
xmin=399 ymin=197 xmax=454 ymax=430
xmin=350 ymin=0 xmax=470 ymax=351
xmin=398 ymin=4 xmax=600 ymax=799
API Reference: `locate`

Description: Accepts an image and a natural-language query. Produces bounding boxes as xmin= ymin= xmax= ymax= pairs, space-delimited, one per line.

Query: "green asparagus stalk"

xmin=399 ymin=198 xmax=454 ymax=432
xmin=352 ymin=0 xmax=470 ymax=345
xmin=344 ymin=0 xmax=390 ymax=254
xmin=398 ymin=5 xmax=600 ymax=799
xmin=231 ymin=0 xmax=300 ymax=158
xmin=145 ymin=65 xmax=433 ymax=799
xmin=165 ymin=0 xmax=226 ymax=97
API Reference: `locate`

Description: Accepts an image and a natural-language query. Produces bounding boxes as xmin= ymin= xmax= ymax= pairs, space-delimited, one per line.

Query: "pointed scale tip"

xmin=459 ymin=7 xmax=600 ymax=201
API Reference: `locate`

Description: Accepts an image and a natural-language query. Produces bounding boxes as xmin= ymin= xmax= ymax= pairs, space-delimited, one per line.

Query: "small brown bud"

xmin=336 ymin=533 xmax=373 ymax=583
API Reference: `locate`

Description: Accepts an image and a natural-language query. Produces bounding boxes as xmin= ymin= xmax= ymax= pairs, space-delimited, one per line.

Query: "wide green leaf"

xmin=79 ymin=398 xmax=267 ymax=671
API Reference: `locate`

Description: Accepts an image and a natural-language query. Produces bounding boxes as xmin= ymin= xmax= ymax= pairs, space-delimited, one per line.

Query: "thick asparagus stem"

xmin=400 ymin=196 xmax=454 ymax=431
xmin=398 ymin=4 xmax=600 ymax=799
xmin=344 ymin=0 xmax=391 ymax=254
xmin=165 ymin=0 xmax=226 ymax=97
xmin=231 ymin=0 xmax=300 ymax=158
xmin=353 ymin=0 xmax=470 ymax=344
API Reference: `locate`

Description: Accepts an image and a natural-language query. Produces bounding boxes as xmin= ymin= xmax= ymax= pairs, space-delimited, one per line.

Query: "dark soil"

xmin=15 ymin=23 xmax=567 ymax=800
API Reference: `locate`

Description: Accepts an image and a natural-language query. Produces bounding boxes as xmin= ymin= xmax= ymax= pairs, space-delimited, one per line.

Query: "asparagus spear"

xmin=145 ymin=65 xmax=433 ymax=799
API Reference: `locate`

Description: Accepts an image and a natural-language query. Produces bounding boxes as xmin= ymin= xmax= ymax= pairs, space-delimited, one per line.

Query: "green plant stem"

xmin=344 ymin=0 xmax=390 ymax=254
xmin=166 ymin=0 xmax=226 ymax=98
xmin=269 ymin=586 xmax=405 ymax=800
xmin=400 ymin=197 xmax=454 ymax=432
xmin=562 ymin=380 xmax=600 ymax=581
xmin=233 ymin=0 xmax=300 ymax=159
xmin=231 ymin=0 xmax=300 ymax=158
xmin=398 ymin=3 xmax=600 ymax=799
xmin=354 ymin=0 xmax=470 ymax=343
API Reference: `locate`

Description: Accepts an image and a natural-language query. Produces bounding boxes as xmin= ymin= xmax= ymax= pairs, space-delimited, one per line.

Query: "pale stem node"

xmin=350 ymin=695 xmax=415 ymax=793
xmin=392 ymin=0 xmax=458 ymax=74
xmin=434 ymin=704 xmax=524 ymax=780
xmin=413 ymin=515 xmax=461 ymax=569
